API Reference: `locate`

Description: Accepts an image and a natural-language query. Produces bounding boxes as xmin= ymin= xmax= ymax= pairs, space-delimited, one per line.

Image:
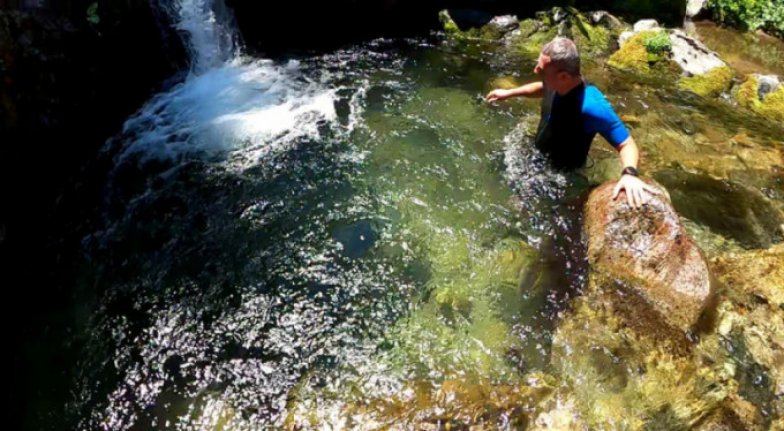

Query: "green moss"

xmin=735 ymin=75 xmax=784 ymax=122
xmin=518 ymin=18 xmax=540 ymax=38
xmin=641 ymin=29 xmax=672 ymax=55
xmin=517 ymin=25 xmax=559 ymax=59
xmin=608 ymin=32 xmax=655 ymax=73
xmin=678 ymin=66 xmax=735 ymax=98
xmin=757 ymin=84 xmax=784 ymax=122
xmin=438 ymin=9 xmax=505 ymax=42
xmin=439 ymin=9 xmax=461 ymax=36
xmin=735 ymin=75 xmax=761 ymax=109
xmin=516 ymin=11 xmax=615 ymax=61
xmin=608 ymin=30 xmax=674 ymax=76
xmin=570 ymin=12 xmax=614 ymax=57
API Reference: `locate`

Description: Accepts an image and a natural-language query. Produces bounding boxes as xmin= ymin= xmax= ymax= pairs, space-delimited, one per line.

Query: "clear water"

xmin=62 ymin=2 xmax=784 ymax=429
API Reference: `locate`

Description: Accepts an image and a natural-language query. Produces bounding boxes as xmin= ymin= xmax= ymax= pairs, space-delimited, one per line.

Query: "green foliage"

xmin=642 ymin=30 xmax=672 ymax=54
xmin=708 ymin=0 xmax=784 ymax=37
xmin=608 ymin=31 xmax=675 ymax=75
xmin=86 ymin=2 xmax=100 ymax=25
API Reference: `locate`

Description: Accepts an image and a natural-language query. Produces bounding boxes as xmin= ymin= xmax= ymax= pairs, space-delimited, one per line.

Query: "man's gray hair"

xmin=541 ymin=37 xmax=581 ymax=75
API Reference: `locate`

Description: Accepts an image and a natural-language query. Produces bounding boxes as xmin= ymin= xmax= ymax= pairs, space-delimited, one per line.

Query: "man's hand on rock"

xmin=612 ymin=175 xmax=661 ymax=209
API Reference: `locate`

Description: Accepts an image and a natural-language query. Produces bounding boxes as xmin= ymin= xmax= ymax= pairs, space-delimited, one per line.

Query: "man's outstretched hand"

xmin=485 ymin=89 xmax=512 ymax=102
xmin=612 ymin=175 xmax=661 ymax=209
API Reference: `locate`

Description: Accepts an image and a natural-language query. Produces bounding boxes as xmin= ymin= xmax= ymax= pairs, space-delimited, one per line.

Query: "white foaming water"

xmin=173 ymin=0 xmax=237 ymax=74
xmin=110 ymin=1 xmax=344 ymax=171
xmin=116 ymin=58 xmax=337 ymax=169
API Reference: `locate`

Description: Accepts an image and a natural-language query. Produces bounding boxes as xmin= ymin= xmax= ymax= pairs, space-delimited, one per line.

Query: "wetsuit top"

xmin=534 ymin=80 xmax=630 ymax=170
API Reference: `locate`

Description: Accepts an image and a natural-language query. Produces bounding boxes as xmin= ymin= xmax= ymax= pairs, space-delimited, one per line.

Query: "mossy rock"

xmin=514 ymin=10 xmax=616 ymax=61
xmin=678 ymin=66 xmax=735 ymax=98
xmin=735 ymin=75 xmax=784 ymax=123
xmin=608 ymin=30 xmax=676 ymax=76
xmin=516 ymin=20 xmax=559 ymax=59
xmin=570 ymin=11 xmax=615 ymax=58
xmin=439 ymin=9 xmax=505 ymax=42
xmin=758 ymin=84 xmax=784 ymax=122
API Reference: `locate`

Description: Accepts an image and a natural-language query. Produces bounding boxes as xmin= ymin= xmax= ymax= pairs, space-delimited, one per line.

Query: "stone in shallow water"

xmin=332 ymin=220 xmax=378 ymax=258
xmin=734 ymin=73 xmax=784 ymax=122
xmin=711 ymin=243 xmax=784 ymax=307
xmin=653 ymin=169 xmax=784 ymax=249
xmin=584 ymin=178 xmax=715 ymax=334
xmin=755 ymin=74 xmax=781 ymax=100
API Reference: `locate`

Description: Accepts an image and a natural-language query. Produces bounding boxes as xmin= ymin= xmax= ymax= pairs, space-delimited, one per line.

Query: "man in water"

xmin=486 ymin=37 xmax=658 ymax=209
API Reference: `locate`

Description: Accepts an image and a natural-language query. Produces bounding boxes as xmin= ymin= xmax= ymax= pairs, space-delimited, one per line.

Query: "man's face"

xmin=534 ymin=53 xmax=567 ymax=92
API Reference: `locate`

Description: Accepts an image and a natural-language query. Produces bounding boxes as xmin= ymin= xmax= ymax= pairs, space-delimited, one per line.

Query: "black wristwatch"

xmin=621 ymin=166 xmax=639 ymax=177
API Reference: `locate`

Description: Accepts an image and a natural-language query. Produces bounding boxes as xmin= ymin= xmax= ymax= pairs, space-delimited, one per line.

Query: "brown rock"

xmin=584 ymin=179 xmax=715 ymax=335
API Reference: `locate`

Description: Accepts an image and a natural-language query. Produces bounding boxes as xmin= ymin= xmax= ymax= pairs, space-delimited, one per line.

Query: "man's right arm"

xmin=485 ymin=81 xmax=544 ymax=102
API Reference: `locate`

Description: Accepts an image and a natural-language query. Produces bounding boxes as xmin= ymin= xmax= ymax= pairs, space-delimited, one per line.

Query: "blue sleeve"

xmin=584 ymin=89 xmax=630 ymax=148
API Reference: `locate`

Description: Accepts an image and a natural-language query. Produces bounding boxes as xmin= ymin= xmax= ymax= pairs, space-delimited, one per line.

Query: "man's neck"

xmin=556 ymin=76 xmax=584 ymax=96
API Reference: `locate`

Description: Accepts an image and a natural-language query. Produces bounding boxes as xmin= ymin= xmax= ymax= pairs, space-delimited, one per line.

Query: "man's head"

xmin=534 ymin=37 xmax=582 ymax=95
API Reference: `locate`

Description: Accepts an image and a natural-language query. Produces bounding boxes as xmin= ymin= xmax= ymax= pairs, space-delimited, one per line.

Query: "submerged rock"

xmin=704 ymin=246 xmax=784 ymax=425
xmin=712 ymin=244 xmax=784 ymax=308
xmin=653 ymin=169 xmax=784 ymax=249
xmin=584 ymin=178 xmax=715 ymax=335
xmin=551 ymin=297 xmax=729 ymax=429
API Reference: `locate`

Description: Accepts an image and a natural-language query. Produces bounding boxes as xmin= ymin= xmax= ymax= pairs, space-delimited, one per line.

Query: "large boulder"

xmin=669 ymin=29 xmax=727 ymax=76
xmin=510 ymin=7 xmax=618 ymax=59
xmin=610 ymin=21 xmax=734 ymax=97
xmin=584 ymin=179 xmax=715 ymax=335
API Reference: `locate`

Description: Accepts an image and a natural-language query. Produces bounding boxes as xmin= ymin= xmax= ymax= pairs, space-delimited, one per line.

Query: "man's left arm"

xmin=613 ymin=137 xmax=661 ymax=209
xmin=586 ymin=92 xmax=660 ymax=209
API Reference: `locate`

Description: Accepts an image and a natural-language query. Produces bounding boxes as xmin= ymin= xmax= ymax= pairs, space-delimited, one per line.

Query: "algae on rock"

xmin=678 ymin=65 xmax=735 ymax=97
xmin=608 ymin=30 xmax=677 ymax=76
xmin=735 ymin=75 xmax=784 ymax=122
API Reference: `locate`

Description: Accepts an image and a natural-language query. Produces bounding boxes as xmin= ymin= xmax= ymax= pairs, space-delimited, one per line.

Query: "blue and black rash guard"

xmin=534 ymin=80 xmax=630 ymax=170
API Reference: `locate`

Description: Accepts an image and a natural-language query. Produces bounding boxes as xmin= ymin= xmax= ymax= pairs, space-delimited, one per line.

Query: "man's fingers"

xmin=626 ymin=185 xmax=634 ymax=208
xmin=635 ymin=188 xmax=644 ymax=208
xmin=640 ymin=188 xmax=650 ymax=206
xmin=643 ymin=184 xmax=661 ymax=195
xmin=612 ymin=182 xmax=622 ymax=200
